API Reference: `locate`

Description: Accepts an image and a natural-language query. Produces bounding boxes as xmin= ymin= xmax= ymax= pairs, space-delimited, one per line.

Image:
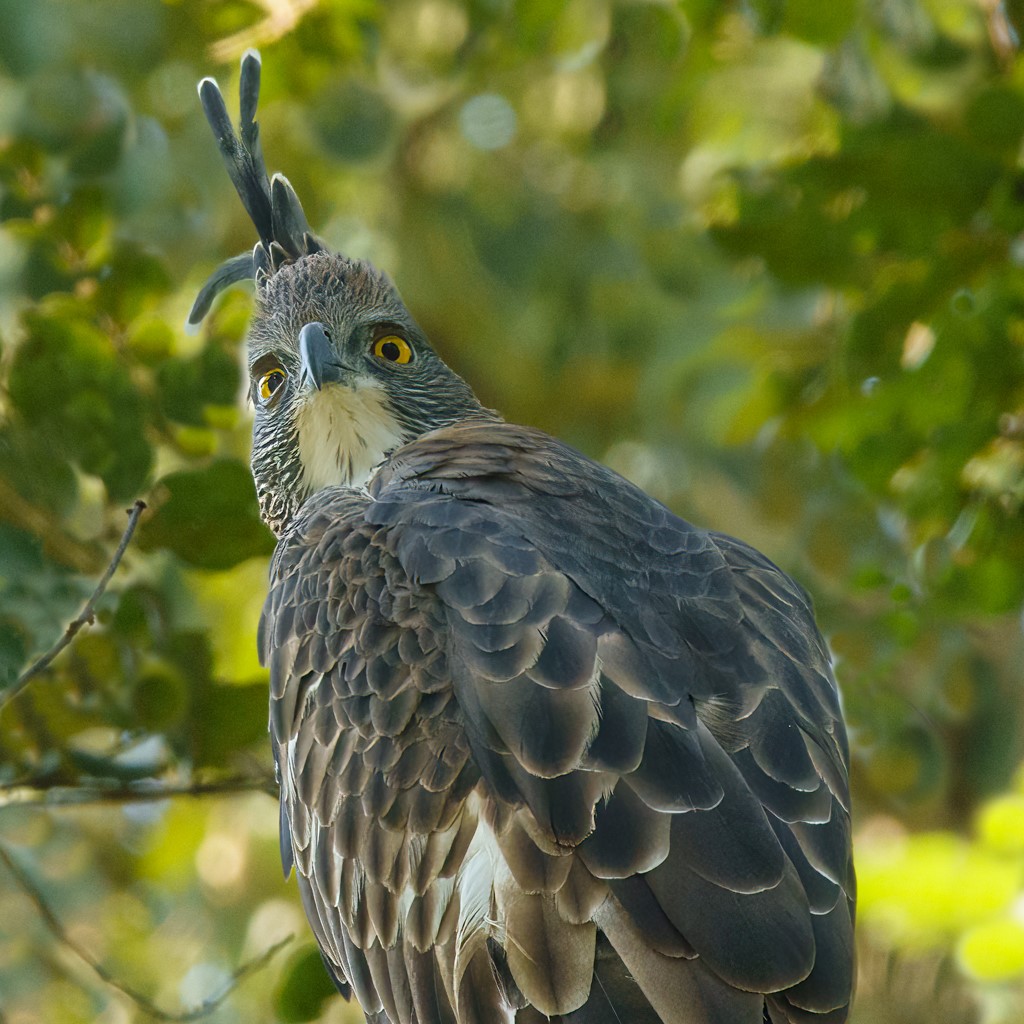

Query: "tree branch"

xmin=0 ymin=773 xmax=278 ymax=811
xmin=0 ymin=840 xmax=292 ymax=1022
xmin=1 ymin=500 xmax=146 ymax=713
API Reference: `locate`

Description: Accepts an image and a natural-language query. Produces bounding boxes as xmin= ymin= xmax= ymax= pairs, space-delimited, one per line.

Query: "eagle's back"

xmin=260 ymin=420 xmax=855 ymax=1024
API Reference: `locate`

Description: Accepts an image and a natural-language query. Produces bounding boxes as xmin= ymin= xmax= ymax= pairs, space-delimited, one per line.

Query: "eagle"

xmin=189 ymin=51 xmax=855 ymax=1024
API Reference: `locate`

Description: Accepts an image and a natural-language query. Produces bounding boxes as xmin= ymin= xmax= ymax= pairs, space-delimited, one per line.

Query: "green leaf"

xmin=959 ymin=920 xmax=1024 ymax=981
xmin=0 ymin=522 xmax=45 ymax=582
xmin=19 ymin=69 xmax=128 ymax=172
xmin=157 ymin=343 xmax=240 ymax=426
xmin=8 ymin=309 xmax=152 ymax=500
xmin=0 ymin=619 xmax=29 ymax=689
xmin=0 ymin=425 xmax=79 ymax=515
xmin=94 ymin=243 xmax=172 ymax=321
xmin=132 ymin=660 xmax=189 ymax=730
xmin=781 ymin=0 xmax=858 ymax=46
xmin=140 ymin=460 xmax=273 ymax=570
xmin=188 ymin=678 xmax=268 ymax=769
xmin=274 ymin=945 xmax=338 ymax=1023
xmin=312 ymin=81 xmax=396 ymax=162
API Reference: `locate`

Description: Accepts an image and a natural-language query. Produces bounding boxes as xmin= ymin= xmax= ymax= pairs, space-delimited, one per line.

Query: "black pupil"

xmin=381 ymin=341 xmax=402 ymax=361
xmin=266 ymin=371 xmax=283 ymax=393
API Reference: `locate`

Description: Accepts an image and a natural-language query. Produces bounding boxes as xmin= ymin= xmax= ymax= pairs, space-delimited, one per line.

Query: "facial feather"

xmin=295 ymin=380 xmax=405 ymax=492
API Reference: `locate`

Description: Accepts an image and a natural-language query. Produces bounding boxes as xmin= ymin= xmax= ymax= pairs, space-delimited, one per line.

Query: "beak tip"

xmin=298 ymin=321 xmax=335 ymax=391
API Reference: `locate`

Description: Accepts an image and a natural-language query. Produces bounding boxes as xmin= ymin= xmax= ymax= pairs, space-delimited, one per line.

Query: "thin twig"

xmin=210 ymin=0 xmax=321 ymax=61
xmin=1 ymin=500 xmax=146 ymax=713
xmin=0 ymin=840 xmax=292 ymax=1022
xmin=0 ymin=774 xmax=278 ymax=811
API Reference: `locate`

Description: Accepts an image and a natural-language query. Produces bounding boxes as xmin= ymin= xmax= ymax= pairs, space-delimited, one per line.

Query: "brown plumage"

xmin=195 ymin=53 xmax=855 ymax=1024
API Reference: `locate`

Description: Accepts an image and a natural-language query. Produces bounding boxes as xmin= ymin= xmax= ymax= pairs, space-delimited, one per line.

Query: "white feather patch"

xmin=453 ymin=797 xmax=516 ymax=1023
xmin=296 ymin=381 xmax=404 ymax=492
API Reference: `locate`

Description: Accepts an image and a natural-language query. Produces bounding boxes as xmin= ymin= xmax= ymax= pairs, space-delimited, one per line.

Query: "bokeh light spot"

xmin=195 ymin=832 xmax=246 ymax=890
xmin=459 ymin=94 xmax=516 ymax=151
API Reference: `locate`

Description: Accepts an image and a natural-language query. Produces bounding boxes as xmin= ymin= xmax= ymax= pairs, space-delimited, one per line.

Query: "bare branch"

xmin=210 ymin=0 xmax=321 ymax=62
xmin=1 ymin=500 xmax=147 ymax=714
xmin=0 ymin=840 xmax=292 ymax=1022
xmin=0 ymin=773 xmax=277 ymax=811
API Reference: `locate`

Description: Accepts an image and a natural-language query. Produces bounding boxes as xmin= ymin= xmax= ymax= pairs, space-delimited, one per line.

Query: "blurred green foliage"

xmin=0 ymin=1 xmax=1023 ymax=1022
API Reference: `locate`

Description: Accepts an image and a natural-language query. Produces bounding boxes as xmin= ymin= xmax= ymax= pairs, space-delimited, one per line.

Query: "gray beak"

xmin=298 ymin=322 xmax=347 ymax=391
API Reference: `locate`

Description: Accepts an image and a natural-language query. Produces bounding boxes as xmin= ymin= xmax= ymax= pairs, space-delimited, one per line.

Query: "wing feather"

xmin=503 ymin=892 xmax=597 ymax=1015
xmin=261 ymin=421 xmax=854 ymax=1023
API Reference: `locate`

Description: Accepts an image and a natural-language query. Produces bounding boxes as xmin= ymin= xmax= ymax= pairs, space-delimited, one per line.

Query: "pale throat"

xmin=295 ymin=381 xmax=406 ymax=492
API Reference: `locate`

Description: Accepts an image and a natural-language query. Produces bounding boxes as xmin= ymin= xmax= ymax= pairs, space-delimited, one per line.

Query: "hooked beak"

xmin=298 ymin=322 xmax=348 ymax=391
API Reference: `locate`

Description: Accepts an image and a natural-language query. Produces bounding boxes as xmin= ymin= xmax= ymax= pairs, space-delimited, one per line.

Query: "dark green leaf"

xmin=140 ymin=460 xmax=273 ymax=570
xmin=8 ymin=309 xmax=152 ymax=499
xmin=157 ymin=344 xmax=240 ymax=426
xmin=274 ymin=945 xmax=338 ymax=1023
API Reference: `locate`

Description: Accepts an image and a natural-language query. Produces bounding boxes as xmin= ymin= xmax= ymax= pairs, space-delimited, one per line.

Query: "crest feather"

xmin=188 ymin=49 xmax=326 ymax=327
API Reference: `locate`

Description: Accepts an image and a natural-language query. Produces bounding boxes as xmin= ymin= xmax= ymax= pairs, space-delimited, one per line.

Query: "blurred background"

xmin=1 ymin=0 xmax=1023 ymax=1021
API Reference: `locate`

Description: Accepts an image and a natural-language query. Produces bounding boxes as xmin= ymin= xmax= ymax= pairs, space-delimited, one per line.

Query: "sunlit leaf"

xmin=959 ymin=920 xmax=1024 ymax=982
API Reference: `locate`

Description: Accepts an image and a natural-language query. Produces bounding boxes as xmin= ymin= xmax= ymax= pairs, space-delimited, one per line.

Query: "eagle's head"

xmin=189 ymin=52 xmax=487 ymax=534
xmin=245 ymin=253 xmax=483 ymax=533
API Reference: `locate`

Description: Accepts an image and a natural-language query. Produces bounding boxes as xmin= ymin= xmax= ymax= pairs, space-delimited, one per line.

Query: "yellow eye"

xmin=372 ymin=335 xmax=413 ymax=365
xmin=258 ymin=368 xmax=286 ymax=403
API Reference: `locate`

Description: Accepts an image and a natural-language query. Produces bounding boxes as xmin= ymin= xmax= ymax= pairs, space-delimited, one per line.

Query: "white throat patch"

xmin=295 ymin=381 xmax=404 ymax=492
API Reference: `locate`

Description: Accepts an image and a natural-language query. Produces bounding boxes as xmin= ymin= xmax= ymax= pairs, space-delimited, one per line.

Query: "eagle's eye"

xmin=372 ymin=335 xmax=413 ymax=365
xmin=258 ymin=367 xmax=287 ymax=404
